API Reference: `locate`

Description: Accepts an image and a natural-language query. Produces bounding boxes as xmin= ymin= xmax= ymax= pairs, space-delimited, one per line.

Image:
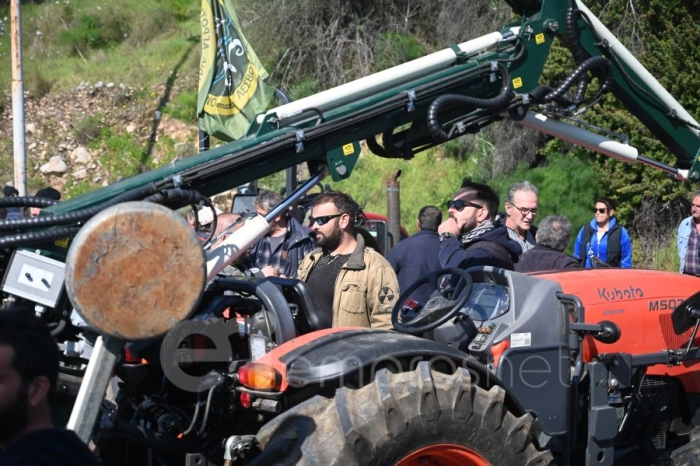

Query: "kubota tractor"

xmin=2 ymin=0 xmax=700 ymax=464
xmin=234 ymin=267 xmax=700 ymax=465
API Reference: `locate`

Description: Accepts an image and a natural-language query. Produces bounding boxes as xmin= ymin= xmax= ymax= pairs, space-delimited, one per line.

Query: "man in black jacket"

xmin=516 ymin=215 xmax=580 ymax=272
xmin=387 ymin=206 xmax=442 ymax=300
xmin=0 ymin=309 xmax=101 ymax=466
xmin=438 ymin=180 xmax=521 ymax=270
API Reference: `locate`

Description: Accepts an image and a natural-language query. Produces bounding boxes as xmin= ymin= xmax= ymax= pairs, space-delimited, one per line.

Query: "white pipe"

xmin=576 ymin=0 xmax=700 ymax=137
xmin=10 ymin=0 xmax=26 ymax=195
xmin=205 ymin=215 xmax=269 ymax=280
xmin=261 ymin=31 xmax=509 ymax=121
xmin=515 ymin=111 xmax=639 ymax=163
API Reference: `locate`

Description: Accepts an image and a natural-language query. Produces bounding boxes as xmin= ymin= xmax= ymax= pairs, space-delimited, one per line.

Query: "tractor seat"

xmin=267 ymin=277 xmax=332 ymax=334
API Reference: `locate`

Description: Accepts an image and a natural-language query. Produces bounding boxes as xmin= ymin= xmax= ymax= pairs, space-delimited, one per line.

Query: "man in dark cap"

xmin=30 ymin=187 xmax=61 ymax=217
xmin=35 ymin=187 xmax=61 ymax=201
xmin=2 ymin=185 xmax=22 ymax=220
xmin=3 ymin=185 xmax=18 ymax=197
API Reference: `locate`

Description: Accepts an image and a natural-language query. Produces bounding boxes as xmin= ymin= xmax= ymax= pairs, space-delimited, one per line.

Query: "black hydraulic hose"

xmin=0 ymin=196 xmax=58 ymax=209
xmin=426 ymin=64 xmax=513 ymax=142
xmin=541 ymin=56 xmax=613 ymax=105
xmin=379 ymin=129 xmax=412 ymax=159
xmin=529 ymin=84 xmax=576 ymax=108
xmin=0 ymin=226 xmax=82 ymax=248
xmin=365 ymin=135 xmax=391 ymax=158
xmin=144 ymin=188 xmax=218 ymax=243
xmin=143 ymin=188 xmax=209 ymax=206
xmin=558 ymin=1 xmax=590 ymax=102
xmin=0 ymin=183 xmax=158 ymax=232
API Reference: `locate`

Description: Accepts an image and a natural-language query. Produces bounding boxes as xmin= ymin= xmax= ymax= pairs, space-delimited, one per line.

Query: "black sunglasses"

xmin=447 ymin=199 xmax=483 ymax=211
xmin=593 ymin=208 xmax=608 ymax=213
xmin=310 ymin=213 xmax=343 ymax=226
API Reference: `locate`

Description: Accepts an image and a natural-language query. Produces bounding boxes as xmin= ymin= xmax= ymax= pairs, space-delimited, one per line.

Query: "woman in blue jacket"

xmin=574 ymin=197 xmax=632 ymax=268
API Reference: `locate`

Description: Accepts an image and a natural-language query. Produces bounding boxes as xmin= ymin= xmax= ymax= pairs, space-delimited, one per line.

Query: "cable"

xmin=0 ymin=226 xmax=82 ymax=248
xmin=426 ymin=63 xmax=514 ymax=142
xmin=181 ymin=400 xmax=201 ymax=436
xmin=0 ymin=196 xmax=57 ymax=210
xmin=198 ymin=385 xmax=217 ymax=436
xmin=0 ymin=183 xmax=158 ymax=232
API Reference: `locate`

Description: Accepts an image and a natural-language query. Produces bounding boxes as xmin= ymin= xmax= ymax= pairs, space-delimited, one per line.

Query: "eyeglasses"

xmin=310 ymin=213 xmax=343 ymax=226
xmin=593 ymin=208 xmax=608 ymax=214
xmin=447 ymin=199 xmax=483 ymax=211
xmin=508 ymin=203 xmax=539 ymax=216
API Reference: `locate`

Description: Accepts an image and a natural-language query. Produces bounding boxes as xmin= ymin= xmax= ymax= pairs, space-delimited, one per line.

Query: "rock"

xmin=40 ymin=156 xmax=68 ymax=174
xmin=28 ymin=142 xmax=37 ymax=150
xmin=72 ymin=168 xmax=88 ymax=180
xmin=26 ymin=123 xmax=36 ymax=134
xmin=126 ymin=123 xmax=136 ymax=133
xmin=71 ymin=146 xmax=91 ymax=164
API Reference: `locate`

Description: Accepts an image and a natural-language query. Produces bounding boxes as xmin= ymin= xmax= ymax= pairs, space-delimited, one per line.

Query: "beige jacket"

xmin=297 ymin=234 xmax=398 ymax=330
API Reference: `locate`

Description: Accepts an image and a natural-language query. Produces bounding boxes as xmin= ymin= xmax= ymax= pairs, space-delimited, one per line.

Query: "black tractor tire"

xmin=671 ymin=436 xmax=700 ymax=465
xmin=254 ymin=361 xmax=554 ymax=465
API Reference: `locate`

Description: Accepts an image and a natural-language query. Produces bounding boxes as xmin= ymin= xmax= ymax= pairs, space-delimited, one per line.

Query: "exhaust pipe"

xmin=386 ymin=170 xmax=402 ymax=253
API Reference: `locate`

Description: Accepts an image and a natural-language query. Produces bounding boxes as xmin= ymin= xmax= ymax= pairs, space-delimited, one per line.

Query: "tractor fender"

xmin=276 ymin=328 xmax=527 ymax=416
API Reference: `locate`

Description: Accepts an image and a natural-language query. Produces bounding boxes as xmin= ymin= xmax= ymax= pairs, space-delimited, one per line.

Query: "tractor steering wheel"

xmin=391 ymin=268 xmax=473 ymax=335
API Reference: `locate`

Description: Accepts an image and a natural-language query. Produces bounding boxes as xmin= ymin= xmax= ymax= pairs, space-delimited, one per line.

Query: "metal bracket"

xmin=295 ymin=130 xmax=305 ymax=153
xmin=405 ymin=90 xmax=417 ymax=112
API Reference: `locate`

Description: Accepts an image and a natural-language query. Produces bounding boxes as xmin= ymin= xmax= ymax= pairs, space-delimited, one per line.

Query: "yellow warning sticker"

xmin=513 ymin=77 xmax=523 ymax=89
xmin=342 ymin=143 xmax=355 ymax=156
xmin=535 ymin=33 xmax=545 ymax=45
xmin=54 ymin=238 xmax=69 ymax=248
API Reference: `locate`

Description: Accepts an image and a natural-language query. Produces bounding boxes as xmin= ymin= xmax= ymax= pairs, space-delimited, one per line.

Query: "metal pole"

xmin=198 ymin=129 xmax=210 ymax=153
xmin=10 ymin=0 xmax=26 ymax=195
xmin=67 ymin=336 xmax=123 ymax=443
xmin=386 ymin=170 xmax=402 ymax=253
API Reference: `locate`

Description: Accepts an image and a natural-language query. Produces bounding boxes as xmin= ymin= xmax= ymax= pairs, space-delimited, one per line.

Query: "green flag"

xmin=198 ymin=0 xmax=275 ymax=142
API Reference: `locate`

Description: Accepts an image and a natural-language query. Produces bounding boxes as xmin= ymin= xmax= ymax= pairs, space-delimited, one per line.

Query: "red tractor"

xmin=3 ymin=0 xmax=700 ymax=464
xmin=225 ymin=267 xmax=700 ymax=465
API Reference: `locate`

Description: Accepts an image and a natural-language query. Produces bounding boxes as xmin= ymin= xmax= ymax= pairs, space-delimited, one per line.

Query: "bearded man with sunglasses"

xmin=438 ymin=180 xmax=522 ymax=270
xmin=297 ymin=192 xmax=398 ymax=329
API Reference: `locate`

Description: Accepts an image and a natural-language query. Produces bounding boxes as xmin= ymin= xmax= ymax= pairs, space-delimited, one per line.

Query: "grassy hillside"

xmin=0 ymin=0 xmax=200 ymax=94
xmin=0 ymin=0 xmax=685 ymax=270
xmin=0 ymin=0 xmax=201 ymax=193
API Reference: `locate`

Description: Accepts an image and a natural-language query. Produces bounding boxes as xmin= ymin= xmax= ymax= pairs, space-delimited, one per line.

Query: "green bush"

xmin=25 ymin=65 xmax=53 ymax=98
xmin=73 ymin=114 xmax=103 ymax=146
xmin=57 ymin=13 xmax=107 ymax=52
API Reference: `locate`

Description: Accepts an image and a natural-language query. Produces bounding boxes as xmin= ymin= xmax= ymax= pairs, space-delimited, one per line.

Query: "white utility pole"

xmin=10 ymin=0 xmax=26 ymax=195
